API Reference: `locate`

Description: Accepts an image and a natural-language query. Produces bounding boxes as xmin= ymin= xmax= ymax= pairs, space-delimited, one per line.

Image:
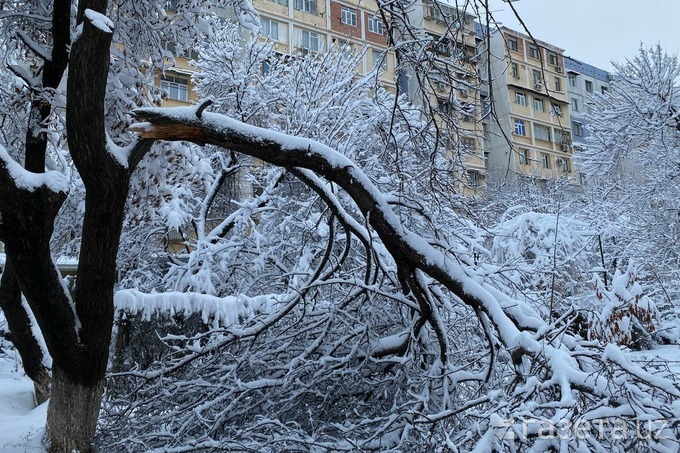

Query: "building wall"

xmin=483 ymin=27 xmax=576 ymax=185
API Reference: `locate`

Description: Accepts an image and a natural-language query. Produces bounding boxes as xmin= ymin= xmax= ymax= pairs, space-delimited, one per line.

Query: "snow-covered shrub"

xmin=489 ymin=208 xmax=595 ymax=315
xmin=585 ymin=261 xmax=659 ymax=350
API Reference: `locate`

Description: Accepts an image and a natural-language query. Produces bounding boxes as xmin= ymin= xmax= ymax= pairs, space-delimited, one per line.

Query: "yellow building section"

xmin=499 ymin=27 xmax=574 ymax=181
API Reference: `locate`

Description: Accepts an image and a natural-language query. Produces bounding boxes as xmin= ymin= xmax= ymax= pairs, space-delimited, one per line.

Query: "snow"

xmin=0 ymin=145 xmax=68 ymax=194
xmin=84 ymin=9 xmax=114 ymax=34
xmin=114 ymin=289 xmax=274 ymax=328
xmin=0 ymin=357 xmax=47 ymax=452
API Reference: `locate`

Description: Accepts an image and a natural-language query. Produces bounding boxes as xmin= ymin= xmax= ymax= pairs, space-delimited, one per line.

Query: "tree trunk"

xmin=46 ymin=366 xmax=104 ymax=453
xmin=0 ymin=259 xmax=51 ymax=404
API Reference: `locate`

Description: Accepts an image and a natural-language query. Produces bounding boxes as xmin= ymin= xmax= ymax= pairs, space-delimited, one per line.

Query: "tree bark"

xmin=0 ymin=0 xmax=71 ymax=405
xmin=46 ymin=366 xmax=104 ymax=453
xmin=0 ymin=259 xmax=50 ymax=404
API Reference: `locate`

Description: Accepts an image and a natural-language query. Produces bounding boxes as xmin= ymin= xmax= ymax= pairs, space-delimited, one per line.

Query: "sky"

xmin=484 ymin=0 xmax=680 ymax=72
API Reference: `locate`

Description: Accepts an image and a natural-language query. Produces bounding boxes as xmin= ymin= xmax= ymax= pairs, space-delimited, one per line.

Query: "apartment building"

xmin=405 ymin=0 xmax=487 ymax=192
xmin=158 ymin=0 xmax=395 ymax=108
xmin=481 ymin=27 xmax=575 ymax=185
xmin=564 ymin=57 xmax=611 ymax=144
xmin=563 ymin=56 xmax=612 ymax=186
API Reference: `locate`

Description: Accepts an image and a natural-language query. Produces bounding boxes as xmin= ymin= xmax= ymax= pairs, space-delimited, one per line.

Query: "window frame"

xmin=515 ymin=91 xmax=527 ymax=106
xmin=534 ymin=124 xmax=551 ymax=142
xmin=554 ymin=76 xmax=562 ymax=92
xmin=573 ymin=121 xmax=584 ymax=136
xmin=529 ymin=45 xmax=539 ymax=59
xmin=301 ymin=29 xmax=320 ymax=52
xmin=508 ymin=36 xmax=518 ymax=52
xmin=160 ymin=76 xmax=189 ymax=102
xmin=541 ymin=153 xmax=551 ymax=169
xmin=511 ymin=62 xmax=519 ymax=79
xmin=518 ymin=148 xmax=530 ymax=165
xmin=368 ymin=15 xmax=384 ymax=34
xmin=534 ymin=97 xmax=544 ymax=112
xmin=514 ymin=119 xmax=526 ymax=136
xmin=261 ymin=17 xmax=280 ymax=40
xmin=340 ymin=6 xmax=358 ymax=26
xmin=585 ymin=80 xmax=593 ymax=92
xmin=294 ymin=0 xmax=317 ymax=14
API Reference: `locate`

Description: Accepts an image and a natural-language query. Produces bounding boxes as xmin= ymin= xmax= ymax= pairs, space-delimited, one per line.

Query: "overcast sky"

xmin=484 ymin=0 xmax=680 ymax=72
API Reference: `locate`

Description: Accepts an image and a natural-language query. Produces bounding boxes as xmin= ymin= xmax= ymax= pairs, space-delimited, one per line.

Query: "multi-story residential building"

xmin=563 ymin=56 xmax=611 ymax=185
xmin=158 ymin=0 xmax=395 ymax=108
xmin=404 ymin=0 xmax=487 ymax=192
xmin=481 ymin=27 xmax=575 ymax=185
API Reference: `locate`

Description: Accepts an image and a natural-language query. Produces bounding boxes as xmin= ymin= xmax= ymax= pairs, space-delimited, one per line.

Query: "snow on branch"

xmin=114 ymin=289 xmax=274 ymax=328
xmin=84 ymin=9 xmax=114 ymax=34
xmin=0 ymin=144 xmax=68 ymax=194
xmin=130 ymin=103 xmax=545 ymax=355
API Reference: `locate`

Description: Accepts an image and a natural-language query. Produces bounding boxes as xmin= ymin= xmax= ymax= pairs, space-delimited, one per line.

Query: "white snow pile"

xmin=0 ymin=357 xmax=47 ymax=452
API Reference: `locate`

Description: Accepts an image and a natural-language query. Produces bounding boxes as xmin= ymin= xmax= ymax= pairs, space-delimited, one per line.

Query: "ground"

xmin=0 ymin=355 xmax=47 ymax=452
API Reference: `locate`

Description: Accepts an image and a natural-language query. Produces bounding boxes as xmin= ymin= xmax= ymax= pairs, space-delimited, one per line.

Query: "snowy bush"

xmin=584 ymin=262 xmax=659 ymax=350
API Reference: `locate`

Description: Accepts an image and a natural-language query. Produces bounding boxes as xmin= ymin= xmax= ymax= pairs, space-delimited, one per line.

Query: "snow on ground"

xmin=0 ymin=356 xmax=46 ymax=452
xmin=630 ymin=344 xmax=680 ymax=375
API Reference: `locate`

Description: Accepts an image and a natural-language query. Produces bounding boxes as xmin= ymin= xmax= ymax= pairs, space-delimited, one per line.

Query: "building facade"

xmin=563 ymin=56 xmax=611 ymax=185
xmin=482 ymin=27 xmax=575 ymax=186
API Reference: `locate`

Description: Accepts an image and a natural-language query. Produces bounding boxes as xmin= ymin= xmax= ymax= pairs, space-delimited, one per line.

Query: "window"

xmin=532 ymin=69 xmax=542 ymax=86
xmin=568 ymin=75 xmax=576 ymax=87
xmin=534 ymin=97 xmax=544 ymax=112
xmin=571 ymin=98 xmax=579 ymax=111
xmin=573 ymin=121 xmax=584 ymax=136
xmin=460 ymin=103 xmax=475 ymax=122
xmin=549 ymin=52 xmax=558 ymax=65
xmin=466 ymin=170 xmax=480 ymax=188
xmin=515 ymin=91 xmax=527 ymax=106
xmin=579 ymin=172 xmax=588 ymax=186
xmin=551 ymin=103 xmax=562 ymax=116
xmin=514 ymin=119 xmax=526 ymax=136
xmin=585 ymin=80 xmax=593 ymax=92
xmin=534 ymin=124 xmax=551 ymax=142
xmin=160 ymin=76 xmax=188 ymax=102
xmin=431 ymin=36 xmax=450 ymax=56
xmin=518 ymin=148 xmax=530 ymax=165
xmin=554 ymin=77 xmax=562 ymax=92
xmin=341 ymin=6 xmax=357 ymax=26
xmin=268 ymin=0 xmax=288 ymax=5
xmin=511 ymin=62 xmax=519 ymax=79
xmin=541 ymin=153 xmax=550 ymax=169
xmin=372 ymin=49 xmax=386 ymax=70
xmin=294 ymin=0 xmax=317 ymax=14
xmin=508 ymin=36 xmax=518 ymax=51
xmin=261 ymin=18 xmax=280 ymax=40
xmin=557 ymin=158 xmax=570 ymax=172
xmin=554 ymin=128 xmax=567 ymax=144
xmin=529 ymin=45 xmax=539 ymax=59
xmin=301 ymin=29 xmax=320 ymax=52
xmin=368 ymin=15 xmax=384 ymax=34
xmin=438 ymin=99 xmax=453 ymax=116
xmin=461 ymin=137 xmax=476 ymax=151
xmin=601 ymin=86 xmax=608 ymax=94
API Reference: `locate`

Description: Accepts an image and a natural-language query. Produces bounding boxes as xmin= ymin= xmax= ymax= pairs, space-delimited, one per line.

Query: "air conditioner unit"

xmin=534 ymin=83 xmax=543 ymax=91
xmin=561 ymin=142 xmax=570 ymax=151
xmin=555 ymin=66 xmax=563 ymax=73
